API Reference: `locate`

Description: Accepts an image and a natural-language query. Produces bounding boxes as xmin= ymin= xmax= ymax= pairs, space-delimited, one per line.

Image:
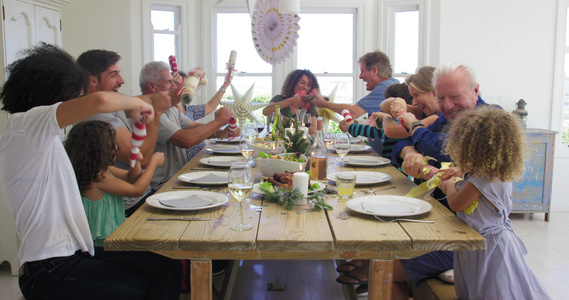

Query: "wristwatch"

xmin=411 ymin=121 xmax=425 ymax=132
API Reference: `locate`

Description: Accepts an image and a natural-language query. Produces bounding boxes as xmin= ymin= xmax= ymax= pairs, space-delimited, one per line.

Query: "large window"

xmin=215 ymin=13 xmax=273 ymax=103
xmin=382 ymin=1 xmax=423 ymax=82
xmin=297 ymin=12 xmax=355 ymax=104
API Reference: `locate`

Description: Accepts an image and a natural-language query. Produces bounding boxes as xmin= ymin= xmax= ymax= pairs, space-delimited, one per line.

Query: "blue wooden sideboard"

xmin=511 ymin=129 xmax=556 ymax=221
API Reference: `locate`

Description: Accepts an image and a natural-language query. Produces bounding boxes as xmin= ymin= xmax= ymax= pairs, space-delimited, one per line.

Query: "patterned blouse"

xmin=183 ymin=104 xmax=207 ymax=161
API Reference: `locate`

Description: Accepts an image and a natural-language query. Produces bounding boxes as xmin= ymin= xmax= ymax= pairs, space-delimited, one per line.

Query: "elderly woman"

xmin=262 ymin=69 xmax=323 ymax=135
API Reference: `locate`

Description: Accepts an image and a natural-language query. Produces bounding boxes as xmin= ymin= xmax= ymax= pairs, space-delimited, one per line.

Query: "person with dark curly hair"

xmin=64 ymin=120 xmax=165 ymax=246
xmin=0 ymin=43 xmax=183 ymax=299
xmin=65 ymin=120 xmax=182 ymax=299
xmin=440 ymin=108 xmax=551 ymax=299
xmin=262 ymin=69 xmax=321 ymax=134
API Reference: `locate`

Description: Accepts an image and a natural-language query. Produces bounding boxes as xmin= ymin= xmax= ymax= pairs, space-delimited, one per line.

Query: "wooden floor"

xmin=2 ymin=212 xmax=568 ymax=300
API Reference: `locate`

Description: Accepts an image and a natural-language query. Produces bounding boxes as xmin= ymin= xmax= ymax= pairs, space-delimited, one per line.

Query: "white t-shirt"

xmin=150 ymin=106 xmax=192 ymax=188
xmin=0 ymin=103 xmax=94 ymax=265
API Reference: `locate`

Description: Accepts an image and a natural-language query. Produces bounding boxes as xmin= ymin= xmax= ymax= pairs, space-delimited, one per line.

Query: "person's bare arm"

xmin=168 ymin=107 xmax=233 ymax=148
xmin=56 ymin=91 xmax=154 ymax=129
xmin=262 ymin=95 xmax=304 ymax=116
xmin=204 ymin=74 xmax=232 ymax=115
xmin=311 ymin=97 xmax=367 ymax=118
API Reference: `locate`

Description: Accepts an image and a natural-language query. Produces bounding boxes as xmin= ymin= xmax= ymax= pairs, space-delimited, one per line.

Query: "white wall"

xmin=61 ymin=0 xmax=569 ymax=212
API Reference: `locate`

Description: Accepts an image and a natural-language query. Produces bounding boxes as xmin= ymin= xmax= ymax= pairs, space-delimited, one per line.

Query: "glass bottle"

xmin=309 ymin=117 xmax=328 ymax=180
xmin=271 ymin=105 xmax=285 ymax=141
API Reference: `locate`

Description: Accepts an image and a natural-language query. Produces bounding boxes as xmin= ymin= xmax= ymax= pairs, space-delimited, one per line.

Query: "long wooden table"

xmin=106 ymin=145 xmax=485 ymax=300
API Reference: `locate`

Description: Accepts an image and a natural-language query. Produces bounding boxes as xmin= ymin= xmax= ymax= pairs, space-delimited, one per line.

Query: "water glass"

xmin=336 ymin=173 xmax=357 ymax=199
xmin=335 ymin=133 xmax=351 ymax=171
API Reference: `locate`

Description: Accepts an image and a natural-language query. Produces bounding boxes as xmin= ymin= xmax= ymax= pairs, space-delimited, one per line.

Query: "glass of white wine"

xmin=334 ymin=133 xmax=351 ymax=171
xmin=228 ymin=162 xmax=254 ymax=231
xmin=239 ymin=137 xmax=255 ymax=165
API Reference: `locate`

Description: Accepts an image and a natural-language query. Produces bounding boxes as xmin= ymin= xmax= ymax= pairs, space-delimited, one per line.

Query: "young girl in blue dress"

xmin=440 ymin=108 xmax=551 ymax=299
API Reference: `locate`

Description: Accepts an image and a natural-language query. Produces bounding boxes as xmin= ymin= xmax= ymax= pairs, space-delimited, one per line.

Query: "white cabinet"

xmin=0 ymin=0 xmax=68 ymax=276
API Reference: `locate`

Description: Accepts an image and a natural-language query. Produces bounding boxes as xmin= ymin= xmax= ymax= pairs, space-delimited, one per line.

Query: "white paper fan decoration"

xmin=251 ymin=0 xmax=300 ymax=65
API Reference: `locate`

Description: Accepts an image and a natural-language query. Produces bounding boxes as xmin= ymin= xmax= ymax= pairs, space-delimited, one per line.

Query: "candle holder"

xmin=512 ymin=99 xmax=528 ymax=128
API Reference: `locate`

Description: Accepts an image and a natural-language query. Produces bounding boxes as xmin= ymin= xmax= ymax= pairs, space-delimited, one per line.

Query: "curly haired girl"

xmin=440 ymin=108 xmax=551 ymax=299
xmin=65 ymin=120 xmax=164 ymax=247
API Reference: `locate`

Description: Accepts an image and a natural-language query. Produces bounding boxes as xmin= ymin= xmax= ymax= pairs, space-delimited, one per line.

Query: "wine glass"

xmin=239 ymin=137 xmax=255 ymax=165
xmin=324 ymin=127 xmax=335 ymax=150
xmin=255 ymin=121 xmax=265 ymax=137
xmin=304 ymin=113 xmax=312 ymax=129
xmin=228 ymin=162 xmax=253 ymax=231
xmin=334 ymin=133 xmax=351 ymax=171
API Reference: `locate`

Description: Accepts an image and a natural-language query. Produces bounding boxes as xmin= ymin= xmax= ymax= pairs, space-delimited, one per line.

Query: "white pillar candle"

xmin=293 ymin=172 xmax=309 ymax=205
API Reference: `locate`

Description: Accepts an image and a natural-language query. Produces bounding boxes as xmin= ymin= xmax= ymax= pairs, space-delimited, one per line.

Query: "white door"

xmin=34 ymin=5 xmax=61 ymax=47
xmin=3 ymin=0 xmax=35 ymax=66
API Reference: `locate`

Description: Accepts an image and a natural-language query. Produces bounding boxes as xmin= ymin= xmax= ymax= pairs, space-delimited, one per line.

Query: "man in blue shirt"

xmin=312 ymin=50 xmax=398 ymax=153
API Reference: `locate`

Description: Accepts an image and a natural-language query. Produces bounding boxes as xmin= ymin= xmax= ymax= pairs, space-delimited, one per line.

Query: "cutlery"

xmin=192 ymin=168 xmax=216 ymax=170
xmin=364 ymin=186 xmax=396 ymax=194
xmin=147 ymin=217 xmax=213 ymax=221
xmin=172 ymin=186 xmax=219 ymax=191
xmin=373 ymin=215 xmax=434 ymax=223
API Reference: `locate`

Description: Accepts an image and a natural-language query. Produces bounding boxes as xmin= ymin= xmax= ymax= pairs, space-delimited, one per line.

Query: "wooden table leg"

xmin=368 ymin=259 xmax=393 ymax=300
xmin=191 ymin=260 xmax=212 ymax=300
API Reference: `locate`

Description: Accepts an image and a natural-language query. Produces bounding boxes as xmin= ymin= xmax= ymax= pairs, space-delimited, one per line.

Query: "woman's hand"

xmin=286 ymin=94 xmax=305 ymax=109
xmin=398 ymin=112 xmax=419 ymax=131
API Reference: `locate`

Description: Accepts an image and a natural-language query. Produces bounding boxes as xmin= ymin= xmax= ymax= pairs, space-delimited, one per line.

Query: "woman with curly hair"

xmin=440 ymin=108 xmax=551 ymax=299
xmin=65 ymin=120 xmax=164 ymax=247
xmin=262 ymin=69 xmax=323 ymax=135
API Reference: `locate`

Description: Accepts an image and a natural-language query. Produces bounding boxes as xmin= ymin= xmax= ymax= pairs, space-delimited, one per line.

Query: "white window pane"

xmin=394 ymin=11 xmax=419 ymax=74
xmin=297 ymin=14 xmax=354 ymax=73
xmin=317 ymin=77 xmax=353 ymax=104
xmin=152 ymin=10 xmax=175 ymax=31
xmin=216 ymin=76 xmax=273 ymax=101
xmin=154 ymin=34 xmax=176 ymax=63
xmin=217 ymin=13 xmax=271 ymax=74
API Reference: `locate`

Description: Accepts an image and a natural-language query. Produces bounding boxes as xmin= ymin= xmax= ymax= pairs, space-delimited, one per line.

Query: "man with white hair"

xmin=139 ymin=61 xmax=238 ymax=189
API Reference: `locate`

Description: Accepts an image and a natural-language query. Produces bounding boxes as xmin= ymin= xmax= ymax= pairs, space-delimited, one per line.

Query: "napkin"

xmin=347 ymin=158 xmax=378 ymax=165
xmin=362 ymin=201 xmax=419 ymax=215
xmin=189 ymin=173 xmax=227 ymax=183
xmin=159 ymin=194 xmax=215 ymax=208
xmin=210 ymin=147 xmax=239 ymax=153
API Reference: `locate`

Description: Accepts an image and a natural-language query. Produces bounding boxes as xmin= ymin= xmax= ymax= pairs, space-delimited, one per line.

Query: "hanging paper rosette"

xmin=251 ymin=0 xmax=300 ymax=65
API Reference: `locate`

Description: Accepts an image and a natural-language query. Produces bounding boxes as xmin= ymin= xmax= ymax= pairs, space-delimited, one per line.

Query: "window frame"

xmin=149 ymin=4 xmax=181 ymax=64
xmin=379 ymin=0 xmax=426 ymax=79
xmin=293 ymin=8 xmax=358 ymax=105
xmin=552 ymin=0 xmax=569 ymax=156
xmin=142 ymin=0 xmax=189 ymax=70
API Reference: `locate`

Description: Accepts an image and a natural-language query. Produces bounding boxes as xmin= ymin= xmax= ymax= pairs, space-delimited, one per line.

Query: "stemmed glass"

xmin=255 ymin=121 xmax=265 ymax=138
xmin=304 ymin=113 xmax=312 ymax=129
xmin=228 ymin=162 xmax=253 ymax=231
xmin=334 ymin=133 xmax=351 ymax=171
xmin=239 ymin=137 xmax=255 ymax=165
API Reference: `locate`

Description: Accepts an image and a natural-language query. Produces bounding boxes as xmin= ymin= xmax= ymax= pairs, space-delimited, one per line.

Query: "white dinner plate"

xmin=252 ymin=181 xmax=325 ymax=195
xmin=349 ymin=144 xmax=371 ymax=152
xmin=146 ymin=191 xmax=228 ymax=211
xmin=339 ymin=156 xmax=390 ymax=167
xmin=205 ymin=145 xmax=241 ymax=154
xmin=346 ymin=195 xmax=432 ymax=217
xmin=327 ymin=171 xmax=391 ymax=185
xmin=210 ymin=137 xmax=240 ymax=143
xmin=178 ymin=171 xmax=229 ymax=185
xmin=200 ymin=156 xmax=247 ymax=167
